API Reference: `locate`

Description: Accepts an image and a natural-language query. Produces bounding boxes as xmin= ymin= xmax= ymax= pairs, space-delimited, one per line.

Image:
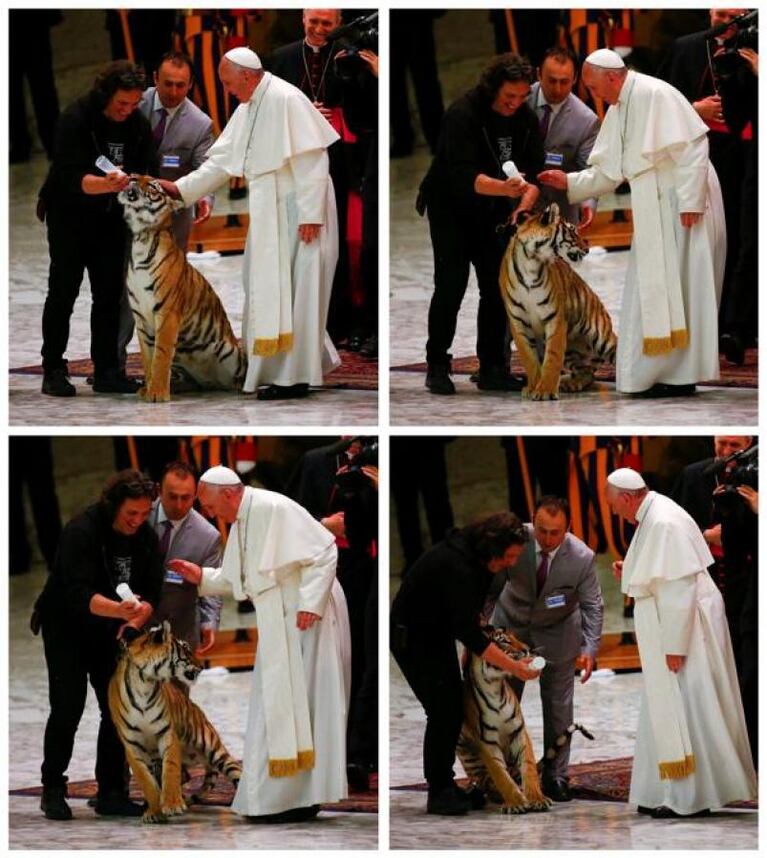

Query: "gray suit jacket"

xmin=150 ymin=501 xmax=223 ymax=648
xmin=489 ymin=524 xmax=603 ymax=664
xmin=528 ymin=83 xmax=599 ymax=223
xmin=139 ymin=88 xmax=215 ymax=248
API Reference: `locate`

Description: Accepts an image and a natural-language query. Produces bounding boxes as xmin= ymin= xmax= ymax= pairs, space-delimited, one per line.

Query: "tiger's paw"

xmin=160 ymin=798 xmax=187 ymax=817
xmin=140 ymin=387 xmax=171 ymax=403
xmin=500 ymin=804 xmax=528 ymax=815
xmin=529 ymin=388 xmax=559 ymax=401
xmin=527 ymin=798 xmax=553 ymax=812
xmin=142 ymin=808 xmax=169 ymax=824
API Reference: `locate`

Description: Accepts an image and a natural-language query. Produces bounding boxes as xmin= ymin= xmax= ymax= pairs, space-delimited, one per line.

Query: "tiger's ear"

xmin=541 ymin=202 xmax=560 ymax=226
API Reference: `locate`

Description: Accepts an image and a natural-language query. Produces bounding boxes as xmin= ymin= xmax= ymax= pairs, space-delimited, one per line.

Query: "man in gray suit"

xmin=529 ymin=47 xmax=599 ymax=227
xmin=489 ymin=495 xmax=603 ymax=802
xmin=150 ymin=461 xmax=223 ymax=653
xmin=140 ymin=51 xmax=215 ymax=250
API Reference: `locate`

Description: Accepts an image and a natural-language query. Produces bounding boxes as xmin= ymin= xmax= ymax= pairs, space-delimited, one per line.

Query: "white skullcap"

xmin=199 ymin=465 xmax=243 ymax=486
xmin=607 ymin=468 xmax=647 ymax=491
xmin=224 ymin=47 xmax=262 ymax=70
xmin=584 ymin=48 xmax=626 ymax=70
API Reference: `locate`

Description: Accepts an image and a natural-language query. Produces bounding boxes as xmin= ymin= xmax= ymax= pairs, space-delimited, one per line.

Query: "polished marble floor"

xmin=8 ymin=565 xmax=377 ymax=850
xmin=8 ymin=156 xmax=377 ymax=427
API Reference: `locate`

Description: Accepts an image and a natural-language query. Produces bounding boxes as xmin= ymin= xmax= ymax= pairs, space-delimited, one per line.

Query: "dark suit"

xmin=527 ymin=82 xmax=599 ymax=224
xmin=489 ymin=525 xmax=603 ymax=780
xmin=149 ymin=501 xmax=222 ymax=649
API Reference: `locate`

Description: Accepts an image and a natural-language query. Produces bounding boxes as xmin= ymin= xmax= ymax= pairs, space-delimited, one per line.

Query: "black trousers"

xmin=41 ymin=621 xmax=127 ymax=795
xmin=426 ymin=206 xmax=508 ymax=370
xmin=390 ymin=624 xmax=463 ymax=790
xmin=41 ymin=207 xmax=127 ymax=375
xmin=347 ymin=563 xmax=378 ymax=769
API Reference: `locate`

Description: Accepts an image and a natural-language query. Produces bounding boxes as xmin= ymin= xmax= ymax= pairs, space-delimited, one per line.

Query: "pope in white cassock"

xmin=168 ymin=465 xmax=351 ymax=823
xmin=539 ymin=49 xmax=725 ymax=397
xmin=606 ymin=467 xmax=756 ymax=819
xmin=162 ymin=47 xmax=340 ymax=401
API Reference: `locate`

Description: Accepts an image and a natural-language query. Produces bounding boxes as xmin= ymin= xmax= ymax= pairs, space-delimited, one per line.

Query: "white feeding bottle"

xmin=116 ymin=583 xmax=138 ymax=606
xmin=95 ymin=155 xmax=126 ymax=179
xmin=502 ymin=160 xmax=520 ymax=179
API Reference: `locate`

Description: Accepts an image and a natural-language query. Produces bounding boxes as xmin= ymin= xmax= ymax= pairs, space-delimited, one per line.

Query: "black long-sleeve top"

xmin=390 ymin=529 xmax=493 ymax=656
xmin=40 ymin=91 xmax=157 ymax=217
xmin=36 ymin=502 xmax=163 ymax=640
xmin=420 ymin=86 xmax=544 ymax=225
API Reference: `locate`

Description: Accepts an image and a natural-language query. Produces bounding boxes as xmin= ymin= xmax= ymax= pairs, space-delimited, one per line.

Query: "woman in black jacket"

xmin=418 ymin=53 xmax=544 ymax=395
xmin=35 ymin=470 xmax=164 ymax=820
xmin=390 ymin=511 xmax=540 ymax=815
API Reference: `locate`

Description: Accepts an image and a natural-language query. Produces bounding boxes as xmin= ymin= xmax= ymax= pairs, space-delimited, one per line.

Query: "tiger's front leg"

xmin=477 ymin=741 xmax=529 ymax=814
xmin=517 ymin=730 xmax=552 ymax=812
xmin=158 ymin=733 xmax=187 ymax=817
xmin=509 ymin=323 xmax=541 ymax=399
xmin=124 ymin=747 xmax=166 ymax=824
xmin=143 ymin=314 xmax=181 ymax=403
xmin=531 ymin=317 xmax=567 ymax=400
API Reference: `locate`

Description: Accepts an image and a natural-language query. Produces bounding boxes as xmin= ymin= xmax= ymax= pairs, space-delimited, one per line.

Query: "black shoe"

xmin=256 ymin=383 xmax=310 ymax=401
xmin=41 ymin=785 xmax=72 ymax=820
xmin=720 ymin=333 xmax=746 ymax=366
xmin=346 ymin=762 xmax=370 ymax=792
xmin=637 ymin=805 xmax=653 ymax=815
xmin=359 ymin=335 xmax=378 ymax=358
xmin=542 ymin=778 xmax=572 ymax=802
xmin=649 ymin=805 xmax=711 ymax=819
xmin=476 ymin=366 xmax=525 ymax=392
xmin=426 ymin=784 xmax=470 ymax=816
xmin=425 ymin=363 xmax=455 ymax=395
xmin=631 ymin=383 xmax=697 ymax=398
xmin=93 ymin=792 xmax=144 ymax=817
xmin=462 ymin=783 xmax=487 ymax=810
xmin=92 ymin=370 xmax=141 ymax=394
xmin=346 ymin=333 xmax=365 ymax=352
xmin=42 ymin=368 xmax=76 ymax=397
xmin=248 ymin=804 xmax=320 ymax=824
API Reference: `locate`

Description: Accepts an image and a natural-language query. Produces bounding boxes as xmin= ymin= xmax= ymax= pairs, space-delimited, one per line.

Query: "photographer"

xmin=660 ymin=9 xmax=758 ymax=364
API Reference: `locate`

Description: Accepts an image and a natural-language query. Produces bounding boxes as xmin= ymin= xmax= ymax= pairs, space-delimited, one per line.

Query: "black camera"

xmin=710 ymin=444 xmax=758 ymax=515
xmin=327 ymin=12 xmax=378 ymax=81
xmin=710 ymin=10 xmax=758 ymax=81
xmin=335 ymin=436 xmax=378 ymax=495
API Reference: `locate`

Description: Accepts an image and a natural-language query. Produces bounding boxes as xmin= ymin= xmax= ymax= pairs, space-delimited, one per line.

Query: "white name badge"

xmin=161 ymin=154 xmax=181 ymax=169
xmin=545 ymin=593 xmax=567 ymax=609
xmin=544 ymin=151 xmax=564 ymax=167
xmin=164 ymin=569 xmax=185 ymax=585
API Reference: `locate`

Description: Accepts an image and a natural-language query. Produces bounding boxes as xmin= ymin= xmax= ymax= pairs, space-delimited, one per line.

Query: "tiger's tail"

xmin=536 ymin=723 xmax=594 ymax=773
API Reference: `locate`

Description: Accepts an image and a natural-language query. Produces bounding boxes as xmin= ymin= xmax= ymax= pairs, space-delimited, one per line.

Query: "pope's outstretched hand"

xmin=167 ymin=558 xmax=203 ymax=586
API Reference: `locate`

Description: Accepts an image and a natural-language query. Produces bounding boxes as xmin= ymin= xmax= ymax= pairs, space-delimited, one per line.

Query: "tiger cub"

xmin=107 ymin=622 xmax=242 ymax=824
xmin=499 ymin=203 xmax=616 ymax=400
xmin=118 ymin=175 xmax=246 ymax=402
xmin=457 ymin=627 xmax=552 ymax=814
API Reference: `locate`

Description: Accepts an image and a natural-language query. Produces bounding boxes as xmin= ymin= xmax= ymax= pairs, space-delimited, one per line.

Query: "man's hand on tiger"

xmin=296 ymin=611 xmax=320 ymax=630
xmin=157 ymin=178 xmax=181 ymax=199
xmin=538 ymin=169 xmax=568 ymax=190
xmin=167 ymin=558 xmax=203 ymax=586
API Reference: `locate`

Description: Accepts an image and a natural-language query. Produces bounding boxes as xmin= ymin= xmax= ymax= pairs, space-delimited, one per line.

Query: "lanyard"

xmin=301 ymin=41 xmax=333 ymax=103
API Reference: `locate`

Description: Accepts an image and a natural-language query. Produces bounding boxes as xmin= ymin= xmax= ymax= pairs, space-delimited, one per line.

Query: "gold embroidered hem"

xmin=297 ymin=749 xmax=316 ymax=771
xmin=253 ymin=333 xmax=294 ymax=357
xmin=658 ymin=754 xmax=696 ymax=780
xmin=642 ymin=328 xmax=689 ymax=356
xmin=268 ymin=749 xmax=316 ymax=777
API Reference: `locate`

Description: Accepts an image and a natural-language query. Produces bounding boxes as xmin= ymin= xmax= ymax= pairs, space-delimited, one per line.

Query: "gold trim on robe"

xmin=253 ymin=332 xmax=294 ymax=357
xmin=659 ymin=754 xmax=696 ymax=780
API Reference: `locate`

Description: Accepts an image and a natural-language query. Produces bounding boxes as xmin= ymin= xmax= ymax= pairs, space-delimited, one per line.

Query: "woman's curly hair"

xmin=476 ymin=52 xmax=534 ymax=104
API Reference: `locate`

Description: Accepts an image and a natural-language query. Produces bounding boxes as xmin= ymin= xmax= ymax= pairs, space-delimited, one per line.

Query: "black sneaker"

xmin=476 ymin=366 xmax=525 ymax=392
xmin=425 ymin=364 xmax=455 ymax=395
xmin=93 ymin=792 xmax=144 ymax=817
xmin=42 ymin=368 xmax=76 ymax=397
xmin=426 ymin=784 xmax=470 ymax=816
xmin=41 ymin=785 xmax=72 ymax=820
xmin=92 ymin=370 xmax=141 ymax=394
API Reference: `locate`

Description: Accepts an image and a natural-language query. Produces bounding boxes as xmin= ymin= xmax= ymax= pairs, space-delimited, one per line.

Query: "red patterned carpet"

xmin=9 ymin=348 xmax=378 ymax=392
xmin=392 ymin=758 xmax=757 ymax=809
xmin=11 ymin=771 xmax=378 ymax=814
xmin=392 ymin=349 xmax=758 ymax=389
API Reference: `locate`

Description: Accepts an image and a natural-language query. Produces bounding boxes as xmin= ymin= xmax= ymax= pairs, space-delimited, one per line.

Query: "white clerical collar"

xmin=304 ymin=39 xmax=325 ymax=54
xmin=535 ymin=86 xmax=566 ymax=119
xmin=535 ymin=540 xmax=562 ymax=563
xmin=152 ymin=90 xmax=183 ymax=122
xmin=157 ymin=502 xmax=191 ymax=529
xmin=635 ymin=490 xmax=655 ymax=523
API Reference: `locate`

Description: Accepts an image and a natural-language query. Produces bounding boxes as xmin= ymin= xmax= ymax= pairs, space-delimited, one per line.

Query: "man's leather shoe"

xmin=42 ymin=369 xmax=76 ymax=397
xmin=476 ymin=366 xmax=526 ymax=392
xmin=256 ymin=383 xmax=310 ymax=401
xmin=346 ymin=762 xmax=370 ymax=792
xmin=92 ymin=370 xmax=141 ymax=394
xmin=41 ymin=785 xmax=72 ymax=820
xmin=359 ymin=334 xmax=378 ymax=358
xmin=462 ymin=783 xmax=487 ymax=810
xmin=720 ymin=333 xmax=746 ymax=366
xmin=542 ymin=778 xmax=572 ymax=802
xmin=649 ymin=805 xmax=711 ymax=819
xmin=93 ymin=792 xmax=144 ymax=816
xmin=248 ymin=804 xmax=320 ymax=824
xmin=425 ymin=364 xmax=455 ymax=395
xmin=631 ymin=383 xmax=696 ymax=398
xmin=426 ymin=784 xmax=470 ymax=816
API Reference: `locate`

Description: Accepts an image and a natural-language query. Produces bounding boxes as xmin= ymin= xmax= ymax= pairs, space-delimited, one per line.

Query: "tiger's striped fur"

xmin=107 ymin=621 xmax=242 ymax=824
xmin=499 ymin=203 xmax=617 ymax=400
xmin=118 ymin=175 xmax=246 ymax=403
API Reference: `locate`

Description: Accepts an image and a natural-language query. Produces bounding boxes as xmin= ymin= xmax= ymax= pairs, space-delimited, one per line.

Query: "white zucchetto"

xmin=224 ymin=47 xmax=263 ymax=70
xmin=584 ymin=48 xmax=626 ymax=70
xmin=199 ymin=465 xmax=243 ymax=486
xmin=607 ymin=467 xmax=647 ymax=490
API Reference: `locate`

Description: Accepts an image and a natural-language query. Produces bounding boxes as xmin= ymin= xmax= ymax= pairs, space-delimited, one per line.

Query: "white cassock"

xmin=200 ymin=486 xmax=351 ymax=816
xmin=567 ymin=70 xmax=725 ymax=392
xmin=176 ymin=72 xmax=341 ymax=391
xmin=621 ymin=491 xmax=756 ymax=814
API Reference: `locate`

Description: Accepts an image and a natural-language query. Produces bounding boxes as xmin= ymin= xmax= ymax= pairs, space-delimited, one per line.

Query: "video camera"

xmin=335 ymin=436 xmax=378 ymax=495
xmin=706 ymin=444 xmax=758 ymax=515
xmin=708 ymin=9 xmax=758 ymax=81
xmin=327 ymin=12 xmax=378 ymax=81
